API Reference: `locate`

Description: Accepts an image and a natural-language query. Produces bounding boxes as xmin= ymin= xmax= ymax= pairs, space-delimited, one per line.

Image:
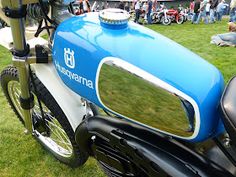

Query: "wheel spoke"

xmin=46 ymin=123 xmax=72 ymax=152
xmin=33 ymin=109 xmax=72 ymax=153
xmin=46 ymin=117 xmax=70 ymax=141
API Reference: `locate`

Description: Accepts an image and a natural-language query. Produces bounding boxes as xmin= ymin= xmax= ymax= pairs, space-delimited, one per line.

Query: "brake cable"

xmin=28 ymin=65 xmax=50 ymax=134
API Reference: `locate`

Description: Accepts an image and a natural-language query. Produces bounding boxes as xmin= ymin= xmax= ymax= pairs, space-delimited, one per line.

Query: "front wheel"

xmin=0 ymin=66 xmax=88 ymax=167
xmin=161 ymin=16 xmax=171 ymax=25
xmin=176 ymin=15 xmax=184 ymax=24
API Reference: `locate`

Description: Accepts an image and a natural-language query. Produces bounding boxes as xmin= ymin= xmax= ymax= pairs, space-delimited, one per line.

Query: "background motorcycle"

xmin=166 ymin=9 xmax=184 ymax=24
xmin=151 ymin=8 xmax=171 ymax=25
xmin=0 ymin=0 xmax=236 ymax=177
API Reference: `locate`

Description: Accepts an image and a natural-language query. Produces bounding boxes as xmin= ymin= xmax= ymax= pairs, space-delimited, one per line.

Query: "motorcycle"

xmin=151 ymin=8 xmax=171 ymax=25
xmin=1 ymin=0 xmax=236 ymax=176
xmin=166 ymin=9 xmax=184 ymax=24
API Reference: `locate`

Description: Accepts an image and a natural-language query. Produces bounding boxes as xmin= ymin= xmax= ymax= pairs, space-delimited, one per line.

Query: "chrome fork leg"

xmin=18 ymin=64 xmax=33 ymax=134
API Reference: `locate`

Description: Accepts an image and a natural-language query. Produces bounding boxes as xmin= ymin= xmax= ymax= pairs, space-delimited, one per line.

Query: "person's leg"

xmin=134 ymin=9 xmax=138 ymax=22
xmin=196 ymin=11 xmax=202 ymax=24
xmin=191 ymin=13 xmax=196 ymax=23
xmin=219 ymin=11 xmax=223 ymax=21
xmin=230 ymin=8 xmax=236 ymax=22
xmin=205 ymin=14 xmax=209 ymax=24
xmin=216 ymin=12 xmax=219 ymax=21
xmin=137 ymin=10 xmax=140 ymax=23
xmin=230 ymin=9 xmax=234 ymax=22
xmin=147 ymin=12 xmax=152 ymax=24
xmin=202 ymin=10 xmax=207 ymax=24
xmin=234 ymin=13 xmax=236 ymax=22
xmin=210 ymin=9 xmax=214 ymax=23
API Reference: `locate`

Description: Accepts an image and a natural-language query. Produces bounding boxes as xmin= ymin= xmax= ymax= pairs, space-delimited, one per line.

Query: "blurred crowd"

xmin=73 ymin=0 xmax=92 ymax=15
xmin=114 ymin=0 xmax=236 ymax=25
xmin=190 ymin=0 xmax=236 ymax=24
xmin=69 ymin=0 xmax=236 ymax=25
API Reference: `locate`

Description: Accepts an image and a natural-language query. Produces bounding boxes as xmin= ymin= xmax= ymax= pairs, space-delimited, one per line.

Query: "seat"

xmin=221 ymin=76 xmax=236 ymax=143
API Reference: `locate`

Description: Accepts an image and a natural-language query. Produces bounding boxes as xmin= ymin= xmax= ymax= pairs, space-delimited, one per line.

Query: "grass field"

xmin=0 ymin=19 xmax=236 ymax=177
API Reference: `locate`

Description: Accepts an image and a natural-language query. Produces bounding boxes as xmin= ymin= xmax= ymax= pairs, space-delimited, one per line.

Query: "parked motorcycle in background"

xmin=151 ymin=7 xmax=171 ymax=25
xmin=166 ymin=9 xmax=184 ymax=24
xmin=1 ymin=0 xmax=236 ymax=177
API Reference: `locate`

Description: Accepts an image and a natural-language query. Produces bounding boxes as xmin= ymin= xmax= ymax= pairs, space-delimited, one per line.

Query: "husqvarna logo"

xmin=64 ymin=48 xmax=75 ymax=69
xmin=55 ymin=48 xmax=94 ymax=89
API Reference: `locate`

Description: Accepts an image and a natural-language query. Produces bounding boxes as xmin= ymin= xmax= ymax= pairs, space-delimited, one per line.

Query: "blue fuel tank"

xmin=52 ymin=11 xmax=225 ymax=142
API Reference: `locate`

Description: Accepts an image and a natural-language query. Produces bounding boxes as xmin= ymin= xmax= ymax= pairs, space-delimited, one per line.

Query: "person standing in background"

xmin=134 ymin=0 xmax=141 ymax=23
xmin=216 ymin=0 xmax=225 ymax=21
xmin=229 ymin=0 xmax=236 ymax=22
xmin=178 ymin=4 xmax=184 ymax=12
xmin=78 ymin=0 xmax=84 ymax=14
xmin=192 ymin=0 xmax=201 ymax=23
xmin=82 ymin=0 xmax=91 ymax=13
xmin=153 ymin=0 xmax=157 ymax=12
xmin=205 ymin=0 xmax=211 ymax=24
xmin=147 ymin=0 xmax=153 ymax=24
xmin=190 ymin=0 xmax=195 ymax=13
xmin=209 ymin=0 xmax=217 ymax=23
xmin=195 ymin=0 xmax=207 ymax=24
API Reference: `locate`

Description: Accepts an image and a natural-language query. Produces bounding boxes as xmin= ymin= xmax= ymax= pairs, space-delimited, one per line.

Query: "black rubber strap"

xmin=20 ymin=93 xmax=34 ymax=110
xmin=4 ymin=6 xmax=27 ymax=19
xmin=11 ymin=44 xmax=30 ymax=57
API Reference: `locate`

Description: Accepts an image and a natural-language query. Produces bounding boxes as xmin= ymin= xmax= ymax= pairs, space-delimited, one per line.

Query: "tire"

xmin=152 ymin=13 xmax=160 ymax=24
xmin=176 ymin=15 xmax=184 ymax=24
xmin=161 ymin=16 xmax=171 ymax=25
xmin=0 ymin=66 xmax=88 ymax=167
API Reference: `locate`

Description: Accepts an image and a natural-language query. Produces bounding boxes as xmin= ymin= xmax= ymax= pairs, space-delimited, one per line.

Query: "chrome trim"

xmin=96 ymin=57 xmax=200 ymax=140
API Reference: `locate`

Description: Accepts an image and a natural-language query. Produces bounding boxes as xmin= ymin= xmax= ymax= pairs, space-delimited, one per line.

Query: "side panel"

xmin=31 ymin=63 xmax=87 ymax=131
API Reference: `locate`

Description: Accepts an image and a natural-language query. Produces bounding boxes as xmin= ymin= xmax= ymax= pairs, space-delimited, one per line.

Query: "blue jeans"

xmin=216 ymin=11 xmax=223 ymax=21
xmin=229 ymin=7 xmax=236 ymax=22
xmin=196 ymin=10 xmax=206 ymax=24
xmin=134 ymin=9 xmax=140 ymax=23
xmin=210 ymin=9 xmax=215 ymax=23
xmin=191 ymin=12 xmax=199 ymax=23
xmin=147 ymin=12 xmax=152 ymax=24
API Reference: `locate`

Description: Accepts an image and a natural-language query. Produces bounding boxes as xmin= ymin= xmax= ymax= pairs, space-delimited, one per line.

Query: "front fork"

xmin=7 ymin=1 xmax=33 ymax=133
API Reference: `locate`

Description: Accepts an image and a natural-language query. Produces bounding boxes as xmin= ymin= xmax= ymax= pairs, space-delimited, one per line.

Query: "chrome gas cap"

xmin=99 ymin=8 xmax=130 ymax=29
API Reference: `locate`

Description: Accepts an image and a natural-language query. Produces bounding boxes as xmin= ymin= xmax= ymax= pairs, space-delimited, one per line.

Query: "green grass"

xmin=147 ymin=20 xmax=236 ymax=82
xmin=0 ymin=19 xmax=236 ymax=176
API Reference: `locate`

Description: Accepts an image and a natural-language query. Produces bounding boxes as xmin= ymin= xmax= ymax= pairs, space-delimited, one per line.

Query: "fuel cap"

xmin=99 ymin=8 xmax=130 ymax=29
